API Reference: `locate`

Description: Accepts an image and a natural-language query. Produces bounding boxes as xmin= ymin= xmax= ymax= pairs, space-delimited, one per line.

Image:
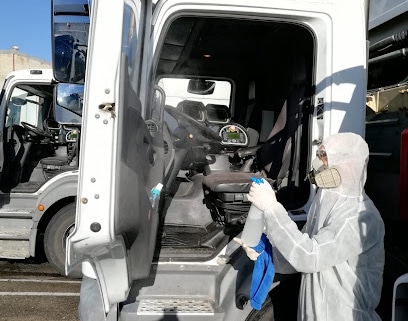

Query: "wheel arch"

xmin=31 ymin=196 xmax=76 ymax=257
xmin=28 ymin=173 xmax=78 ymax=257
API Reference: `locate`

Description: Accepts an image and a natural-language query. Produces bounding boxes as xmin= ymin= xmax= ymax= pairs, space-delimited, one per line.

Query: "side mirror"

xmin=52 ymin=0 xmax=90 ymax=83
xmin=54 ymin=83 xmax=84 ymax=125
xmin=187 ymin=79 xmax=216 ymax=95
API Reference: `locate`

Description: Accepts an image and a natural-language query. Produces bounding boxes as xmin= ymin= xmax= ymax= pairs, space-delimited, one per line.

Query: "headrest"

xmin=176 ymin=100 xmax=205 ymax=121
xmin=205 ymin=104 xmax=230 ymax=123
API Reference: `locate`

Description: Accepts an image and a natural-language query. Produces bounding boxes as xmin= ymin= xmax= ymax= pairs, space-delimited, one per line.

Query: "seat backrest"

xmin=258 ymin=57 xmax=310 ymax=188
xmin=0 ymin=125 xmax=27 ymax=191
xmin=244 ymin=81 xmax=256 ymax=126
xmin=241 ymin=81 xmax=260 ymax=147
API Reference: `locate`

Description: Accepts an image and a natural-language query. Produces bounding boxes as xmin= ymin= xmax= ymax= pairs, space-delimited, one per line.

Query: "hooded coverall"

xmin=250 ymin=132 xmax=385 ymax=320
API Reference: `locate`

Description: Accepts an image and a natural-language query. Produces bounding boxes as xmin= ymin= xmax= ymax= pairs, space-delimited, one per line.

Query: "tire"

xmin=246 ymin=296 xmax=275 ymax=321
xmin=44 ymin=203 xmax=82 ymax=278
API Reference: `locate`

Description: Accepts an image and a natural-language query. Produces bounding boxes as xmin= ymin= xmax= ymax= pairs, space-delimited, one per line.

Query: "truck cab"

xmin=0 ymin=68 xmax=82 ymax=277
xmin=57 ymin=0 xmax=370 ymax=319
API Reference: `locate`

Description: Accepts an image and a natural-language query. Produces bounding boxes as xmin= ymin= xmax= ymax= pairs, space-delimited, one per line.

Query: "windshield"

xmin=6 ymin=87 xmax=46 ymax=128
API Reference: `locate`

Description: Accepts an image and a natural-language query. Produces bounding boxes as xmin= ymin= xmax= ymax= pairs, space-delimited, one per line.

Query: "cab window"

xmin=6 ymin=87 xmax=44 ymax=128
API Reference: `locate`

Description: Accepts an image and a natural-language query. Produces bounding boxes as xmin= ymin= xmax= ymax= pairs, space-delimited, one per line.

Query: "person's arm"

xmin=271 ymin=245 xmax=297 ymax=274
xmin=248 ymin=183 xmax=383 ymax=273
xmin=263 ymin=201 xmax=380 ymax=273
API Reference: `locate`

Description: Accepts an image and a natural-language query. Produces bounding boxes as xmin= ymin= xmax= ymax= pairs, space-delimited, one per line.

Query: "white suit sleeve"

xmin=271 ymin=246 xmax=297 ymax=274
xmin=263 ymin=201 xmax=382 ymax=273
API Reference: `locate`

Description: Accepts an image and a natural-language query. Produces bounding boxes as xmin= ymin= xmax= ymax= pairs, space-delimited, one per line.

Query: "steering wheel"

xmin=21 ymin=121 xmax=53 ymax=139
xmin=164 ymin=105 xmax=221 ymax=143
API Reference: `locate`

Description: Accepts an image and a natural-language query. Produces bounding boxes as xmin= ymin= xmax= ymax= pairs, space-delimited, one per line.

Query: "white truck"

xmin=0 ymin=68 xmax=81 ymax=277
xmin=52 ymin=0 xmax=371 ymax=320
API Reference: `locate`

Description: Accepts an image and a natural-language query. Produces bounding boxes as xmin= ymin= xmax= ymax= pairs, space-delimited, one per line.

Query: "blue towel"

xmin=250 ymin=233 xmax=275 ymax=310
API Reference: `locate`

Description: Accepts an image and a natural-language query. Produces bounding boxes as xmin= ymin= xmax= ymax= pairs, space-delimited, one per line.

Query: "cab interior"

xmin=148 ymin=15 xmax=316 ymax=261
xmin=1 ymin=82 xmax=81 ymax=193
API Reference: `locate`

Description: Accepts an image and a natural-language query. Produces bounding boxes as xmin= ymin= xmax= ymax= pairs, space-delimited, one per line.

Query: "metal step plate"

xmin=0 ymin=208 xmax=33 ymax=218
xmin=0 ymin=239 xmax=29 ymax=258
xmin=137 ymin=298 xmax=214 ymax=315
xmin=0 ymin=228 xmax=30 ymax=239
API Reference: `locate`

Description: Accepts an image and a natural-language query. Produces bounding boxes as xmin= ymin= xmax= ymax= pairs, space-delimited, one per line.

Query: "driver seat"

xmin=0 ymin=125 xmax=31 ymax=191
xmin=202 ymin=60 xmax=311 ymax=225
xmin=40 ymin=144 xmax=78 ymax=179
xmin=40 ymin=144 xmax=78 ymax=180
xmin=40 ymin=124 xmax=80 ymax=179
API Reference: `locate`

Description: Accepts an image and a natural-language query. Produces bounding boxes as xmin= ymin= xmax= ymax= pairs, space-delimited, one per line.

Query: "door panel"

xmin=66 ymin=0 xmax=158 ymax=311
xmin=114 ymin=59 xmax=164 ymax=279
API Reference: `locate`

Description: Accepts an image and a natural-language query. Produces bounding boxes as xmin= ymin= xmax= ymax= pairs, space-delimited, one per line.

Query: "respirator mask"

xmin=307 ymin=149 xmax=341 ymax=188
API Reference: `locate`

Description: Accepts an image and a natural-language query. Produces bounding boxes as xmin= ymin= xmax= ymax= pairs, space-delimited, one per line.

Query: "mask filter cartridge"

xmin=309 ymin=167 xmax=341 ymax=188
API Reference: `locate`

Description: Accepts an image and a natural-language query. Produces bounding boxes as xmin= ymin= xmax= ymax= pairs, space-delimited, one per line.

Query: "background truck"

xmin=365 ymin=1 xmax=408 ymax=320
xmin=0 ymin=68 xmax=82 ymax=277
xmin=366 ymin=0 xmax=408 ymax=221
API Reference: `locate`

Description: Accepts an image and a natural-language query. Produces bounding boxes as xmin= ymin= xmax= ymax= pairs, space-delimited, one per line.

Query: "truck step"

xmin=0 ymin=208 xmax=34 ymax=218
xmin=137 ymin=298 xmax=215 ymax=315
xmin=0 ymin=208 xmax=33 ymax=259
xmin=0 ymin=228 xmax=30 ymax=240
xmin=0 ymin=239 xmax=29 ymax=259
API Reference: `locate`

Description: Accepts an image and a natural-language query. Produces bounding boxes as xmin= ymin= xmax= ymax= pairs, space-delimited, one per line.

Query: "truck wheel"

xmin=246 ymin=296 xmax=275 ymax=321
xmin=44 ymin=203 xmax=81 ymax=278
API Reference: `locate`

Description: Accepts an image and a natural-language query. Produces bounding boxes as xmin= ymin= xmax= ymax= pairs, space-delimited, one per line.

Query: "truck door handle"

xmin=143 ymin=139 xmax=156 ymax=165
xmin=149 ymin=148 xmax=156 ymax=165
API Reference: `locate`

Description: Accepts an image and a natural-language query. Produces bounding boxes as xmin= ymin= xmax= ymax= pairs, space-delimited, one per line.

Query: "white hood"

xmin=322 ymin=132 xmax=369 ymax=198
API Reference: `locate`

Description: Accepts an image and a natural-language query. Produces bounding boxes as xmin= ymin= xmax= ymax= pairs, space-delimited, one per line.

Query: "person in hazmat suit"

xmin=240 ymin=132 xmax=385 ymax=320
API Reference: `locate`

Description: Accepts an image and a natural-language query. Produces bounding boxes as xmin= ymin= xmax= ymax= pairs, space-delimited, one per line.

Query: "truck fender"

xmin=28 ymin=172 xmax=79 ymax=256
xmin=33 ymin=171 xmax=79 ymax=223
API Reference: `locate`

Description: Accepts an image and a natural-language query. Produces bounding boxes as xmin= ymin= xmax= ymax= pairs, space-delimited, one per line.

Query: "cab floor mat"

xmin=159 ymin=226 xmax=208 ymax=248
xmin=155 ymin=224 xmax=230 ymax=260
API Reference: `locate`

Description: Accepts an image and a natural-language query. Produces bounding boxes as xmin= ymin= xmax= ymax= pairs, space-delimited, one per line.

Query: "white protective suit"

xmin=250 ymin=132 xmax=385 ymax=321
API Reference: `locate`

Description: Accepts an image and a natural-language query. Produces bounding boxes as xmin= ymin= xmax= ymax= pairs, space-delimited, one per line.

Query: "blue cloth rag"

xmin=250 ymin=233 xmax=275 ymax=310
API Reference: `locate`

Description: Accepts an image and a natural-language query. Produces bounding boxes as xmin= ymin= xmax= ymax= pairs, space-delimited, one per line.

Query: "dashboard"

xmin=219 ymin=124 xmax=248 ymax=146
xmin=165 ymin=101 xmax=249 ymax=147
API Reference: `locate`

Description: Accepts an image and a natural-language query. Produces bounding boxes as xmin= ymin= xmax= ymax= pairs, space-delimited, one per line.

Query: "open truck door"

xmin=56 ymin=0 xmax=163 ymax=312
xmin=56 ymin=0 xmax=372 ymax=319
